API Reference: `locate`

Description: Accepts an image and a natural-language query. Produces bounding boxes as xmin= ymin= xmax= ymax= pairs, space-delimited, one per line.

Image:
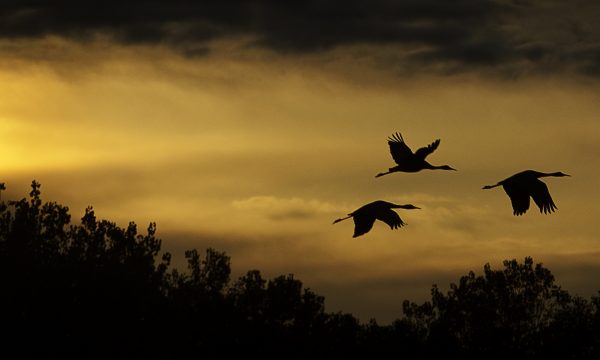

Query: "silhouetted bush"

xmin=0 ymin=181 xmax=599 ymax=357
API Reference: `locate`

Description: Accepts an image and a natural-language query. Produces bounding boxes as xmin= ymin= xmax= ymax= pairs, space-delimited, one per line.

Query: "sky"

xmin=1 ymin=0 xmax=600 ymax=323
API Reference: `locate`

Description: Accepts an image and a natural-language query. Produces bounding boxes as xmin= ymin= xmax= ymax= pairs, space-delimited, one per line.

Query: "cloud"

xmin=1 ymin=1 xmax=600 ymax=77
xmin=0 ymin=1 xmax=506 ymax=47
xmin=232 ymin=196 xmax=342 ymax=221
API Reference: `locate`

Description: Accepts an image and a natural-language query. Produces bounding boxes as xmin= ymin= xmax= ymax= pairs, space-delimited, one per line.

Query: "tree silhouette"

xmin=0 ymin=181 xmax=172 ymax=355
xmin=1 ymin=180 xmax=599 ymax=356
xmin=538 ymin=292 xmax=600 ymax=358
xmin=402 ymin=257 xmax=600 ymax=357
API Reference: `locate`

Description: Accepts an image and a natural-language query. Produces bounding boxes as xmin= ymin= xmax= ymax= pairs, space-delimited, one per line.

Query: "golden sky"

xmin=2 ymin=1 xmax=600 ymax=323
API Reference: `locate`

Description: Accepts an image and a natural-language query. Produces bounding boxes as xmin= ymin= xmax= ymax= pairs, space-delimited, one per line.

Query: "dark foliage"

xmin=1 ymin=181 xmax=599 ymax=357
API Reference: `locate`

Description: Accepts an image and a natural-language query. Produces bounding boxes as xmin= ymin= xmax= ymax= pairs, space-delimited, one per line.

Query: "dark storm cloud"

xmin=0 ymin=1 xmax=501 ymax=45
xmin=1 ymin=0 xmax=599 ymax=75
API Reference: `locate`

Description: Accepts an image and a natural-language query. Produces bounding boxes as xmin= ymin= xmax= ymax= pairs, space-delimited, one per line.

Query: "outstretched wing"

xmin=387 ymin=132 xmax=414 ymax=165
xmin=530 ymin=179 xmax=557 ymax=214
xmin=502 ymin=182 xmax=530 ymax=216
xmin=352 ymin=214 xmax=377 ymax=238
xmin=414 ymin=139 xmax=440 ymax=160
xmin=375 ymin=208 xmax=406 ymax=230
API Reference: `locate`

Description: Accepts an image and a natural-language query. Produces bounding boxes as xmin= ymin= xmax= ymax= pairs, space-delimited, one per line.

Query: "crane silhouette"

xmin=375 ymin=132 xmax=456 ymax=177
xmin=332 ymin=200 xmax=420 ymax=237
xmin=482 ymin=170 xmax=570 ymax=216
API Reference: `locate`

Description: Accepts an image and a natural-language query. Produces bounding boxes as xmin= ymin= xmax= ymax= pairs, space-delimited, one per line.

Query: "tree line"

xmin=0 ymin=181 xmax=598 ymax=357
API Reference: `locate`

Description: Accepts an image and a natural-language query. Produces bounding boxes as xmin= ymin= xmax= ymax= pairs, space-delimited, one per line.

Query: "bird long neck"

xmin=539 ymin=171 xmax=564 ymax=178
xmin=333 ymin=215 xmax=352 ymax=224
xmin=426 ymin=163 xmax=455 ymax=171
xmin=482 ymin=183 xmax=502 ymax=189
xmin=390 ymin=204 xmax=410 ymax=209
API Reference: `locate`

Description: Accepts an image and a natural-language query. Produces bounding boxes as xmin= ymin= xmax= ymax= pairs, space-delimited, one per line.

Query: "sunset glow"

xmin=2 ymin=2 xmax=600 ymax=323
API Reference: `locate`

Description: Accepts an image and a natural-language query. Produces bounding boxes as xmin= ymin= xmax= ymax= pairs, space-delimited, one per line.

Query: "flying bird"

xmin=376 ymin=132 xmax=456 ymax=177
xmin=332 ymin=200 xmax=420 ymax=238
xmin=482 ymin=170 xmax=570 ymax=216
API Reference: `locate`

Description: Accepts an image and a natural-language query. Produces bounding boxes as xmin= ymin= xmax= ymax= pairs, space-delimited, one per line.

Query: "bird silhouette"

xmin=482 ymin=170 xmax=570 ymax=216
xmin=332 ymin=200 xmax=420 ymax=237
xmin=375 ymin=132 xmax=456 ymax=177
